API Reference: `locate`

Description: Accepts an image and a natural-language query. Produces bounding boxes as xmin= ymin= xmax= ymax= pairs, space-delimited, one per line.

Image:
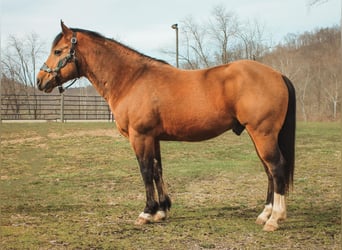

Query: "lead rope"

xmin=58 ymin=78 xmax=78 ymax=94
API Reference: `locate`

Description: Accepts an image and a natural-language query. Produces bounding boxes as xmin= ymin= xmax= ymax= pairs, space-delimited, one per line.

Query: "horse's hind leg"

xmin=152 ymin=140 xmax=171 ymax=222
xmin=249 ymin=130 xmax=287 ymax=231
xmin=255 ymin=165 xmax=274 ymax=225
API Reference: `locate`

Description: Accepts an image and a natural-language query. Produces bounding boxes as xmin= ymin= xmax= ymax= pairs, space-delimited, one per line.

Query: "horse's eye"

xmin=54 ymin=50 xmax=62 ymax=56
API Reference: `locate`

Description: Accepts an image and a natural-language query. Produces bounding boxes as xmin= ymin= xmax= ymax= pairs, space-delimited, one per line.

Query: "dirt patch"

xmin=47 ymin=129 xmax=121 ymax=139
xmin=0 ymin=136 xmax=44 ymax=146
xmin=1 ymin=129 xmax=122 ymax=146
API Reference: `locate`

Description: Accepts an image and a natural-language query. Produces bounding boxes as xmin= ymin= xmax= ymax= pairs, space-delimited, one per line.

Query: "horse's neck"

xmin=80 ymin=38 xmax=145 ymax=104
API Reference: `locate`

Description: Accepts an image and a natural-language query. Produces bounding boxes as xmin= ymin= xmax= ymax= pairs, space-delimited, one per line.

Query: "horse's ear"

xmin=61 ymin=20 xmax=72 ymax=36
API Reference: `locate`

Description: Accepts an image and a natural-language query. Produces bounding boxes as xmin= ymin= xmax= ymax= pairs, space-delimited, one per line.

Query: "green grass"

xmin=0 ymin=122 xmax=341 ymax=249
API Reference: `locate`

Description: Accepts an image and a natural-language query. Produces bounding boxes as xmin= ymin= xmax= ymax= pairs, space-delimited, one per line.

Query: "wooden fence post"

xmin=60 ymin=93 xmax=65 ymax=122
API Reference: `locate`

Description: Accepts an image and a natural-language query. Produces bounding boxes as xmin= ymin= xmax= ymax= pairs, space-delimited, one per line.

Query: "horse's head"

xmin=37 ymin=21 xmax=80 ymax=93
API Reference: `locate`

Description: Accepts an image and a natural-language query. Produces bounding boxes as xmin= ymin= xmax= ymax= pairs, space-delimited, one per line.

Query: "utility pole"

xmin=171 ymin=24 xmax=179 ymax=68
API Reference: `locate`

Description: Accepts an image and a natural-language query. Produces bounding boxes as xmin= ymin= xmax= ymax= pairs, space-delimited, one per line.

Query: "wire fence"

xmin=0 ymin=94 xmax=113 ymax=122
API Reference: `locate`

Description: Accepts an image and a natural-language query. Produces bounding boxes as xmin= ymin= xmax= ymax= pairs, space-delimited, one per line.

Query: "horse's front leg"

xmin=152 ymin=140 xmax=172 ymax=222
xmin=130 ymin=135 xmax=159 ymax=225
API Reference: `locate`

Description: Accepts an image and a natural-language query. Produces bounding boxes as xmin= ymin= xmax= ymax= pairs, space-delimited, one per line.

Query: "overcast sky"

xmin=1 ymin=0 xmax=340 ymax=65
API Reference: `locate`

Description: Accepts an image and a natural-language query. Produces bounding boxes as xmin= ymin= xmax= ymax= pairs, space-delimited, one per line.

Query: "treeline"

xmin=1 ymin=5 xmax=340 ymax=121
xmin=261 ymin=26 xmax=340 ymax=121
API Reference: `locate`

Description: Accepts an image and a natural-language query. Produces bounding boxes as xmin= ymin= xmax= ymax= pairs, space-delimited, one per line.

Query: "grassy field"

xmin=0 ymin=122 xmax=340 ymax=249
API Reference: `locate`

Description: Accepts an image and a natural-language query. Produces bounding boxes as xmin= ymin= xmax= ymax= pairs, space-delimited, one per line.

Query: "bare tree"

xmin=1 ymin=33 xmax=46 ymax=118
xmin=181 ymin=17 xmax=212 ymax=68
xmin=237 ymin=19 xmax=268 ymax=60
xmin=209 ymin=5 xmax=240 ymax=64
xmin=3 ymin=33 xmax=45 ymax=90
xmin=324 ymin=72 xmax=340 ymax=119
xmin=322 ymin=45 xmax=341 ymax=120
xmin=180 ymin=5 xmax=269 ymax=68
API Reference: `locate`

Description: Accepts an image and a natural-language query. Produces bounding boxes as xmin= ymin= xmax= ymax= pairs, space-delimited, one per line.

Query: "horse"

xmin=37 ymin=22 xmax=296 ymax=231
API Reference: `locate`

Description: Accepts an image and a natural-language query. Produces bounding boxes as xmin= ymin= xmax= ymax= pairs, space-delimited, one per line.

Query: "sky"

xmin=1 ymin=0 xmax=341 ymax=65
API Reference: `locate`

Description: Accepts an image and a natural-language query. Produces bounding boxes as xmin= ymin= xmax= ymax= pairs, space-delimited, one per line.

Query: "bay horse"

xmin=37 ymin=22 xmax=296 ymax=231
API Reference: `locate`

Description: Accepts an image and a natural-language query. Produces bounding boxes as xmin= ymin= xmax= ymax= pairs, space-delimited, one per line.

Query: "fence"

xmin=0 ymin=94 xmax=113 ymax=122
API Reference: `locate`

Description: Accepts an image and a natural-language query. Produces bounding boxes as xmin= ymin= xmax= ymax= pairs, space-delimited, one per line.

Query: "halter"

xmin=40 ymin=32 xmax=80 ymax=93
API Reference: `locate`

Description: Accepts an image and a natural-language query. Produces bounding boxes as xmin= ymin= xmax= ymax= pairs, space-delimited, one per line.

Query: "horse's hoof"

xmin=153 ymin=210 xmax=167 ymax=222
xmin=134 ymin=212 xmax=152 ymax=225
xmin=134 ymin=217 xmax=150 ymax=225
xmin=263 ymin=222 xmax=279 ymax=232
xmin=255 ymin=216 xmax=267 ymax=225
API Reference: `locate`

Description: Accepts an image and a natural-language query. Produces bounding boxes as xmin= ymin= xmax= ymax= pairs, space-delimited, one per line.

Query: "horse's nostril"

xmin=36 ymin=78 xmax=43 ymax=90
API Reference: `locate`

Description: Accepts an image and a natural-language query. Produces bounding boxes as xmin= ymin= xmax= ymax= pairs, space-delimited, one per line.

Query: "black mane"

xmin=52 ymin=28 xmax=169 ymax=65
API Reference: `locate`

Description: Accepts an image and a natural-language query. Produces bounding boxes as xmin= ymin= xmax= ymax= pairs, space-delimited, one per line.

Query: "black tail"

xmin=279 ymin=75 xmax=296 ymax=194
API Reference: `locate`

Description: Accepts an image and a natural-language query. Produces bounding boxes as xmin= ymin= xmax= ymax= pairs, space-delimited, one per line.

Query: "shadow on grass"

xmin=169 ymin=204 xmax=258 ymax=222
xmin=286 ymin=202 xmax=341 ymax=230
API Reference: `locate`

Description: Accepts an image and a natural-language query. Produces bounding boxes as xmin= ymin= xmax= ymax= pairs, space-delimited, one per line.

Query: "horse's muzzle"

xmin=36 ymin=76 xmax=57 ymax=93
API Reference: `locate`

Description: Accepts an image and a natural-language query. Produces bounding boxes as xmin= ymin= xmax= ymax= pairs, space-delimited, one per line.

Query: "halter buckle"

xmin=71 ymin=37 xmax=77 ymax=44
xmin=58 ymin=86 xmax=65 ymax=94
